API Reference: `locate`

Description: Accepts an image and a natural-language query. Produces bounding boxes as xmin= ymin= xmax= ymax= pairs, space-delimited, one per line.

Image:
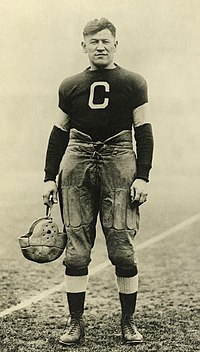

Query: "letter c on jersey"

xmin=88 ymin=81 xmax=110 ymax=109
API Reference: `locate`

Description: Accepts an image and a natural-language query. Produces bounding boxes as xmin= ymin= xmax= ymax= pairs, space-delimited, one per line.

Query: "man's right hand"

xmin=42 ymin=181 xmax=58 ymax=206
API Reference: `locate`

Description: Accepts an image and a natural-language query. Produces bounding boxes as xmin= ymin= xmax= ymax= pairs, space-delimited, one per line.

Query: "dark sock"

xmin=119 ymin=292 xmax=137 ymax=316
xmin=67 ymin=292 xmax=86 ymax=315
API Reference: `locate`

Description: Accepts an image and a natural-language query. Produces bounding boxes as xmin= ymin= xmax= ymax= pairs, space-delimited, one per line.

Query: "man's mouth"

xmin=95 ymin=54 xmax=107 ymax=57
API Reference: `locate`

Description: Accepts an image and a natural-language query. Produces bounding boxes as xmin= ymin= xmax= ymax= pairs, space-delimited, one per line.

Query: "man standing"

xmin=43 ymin=18 xmax=153 ymax=345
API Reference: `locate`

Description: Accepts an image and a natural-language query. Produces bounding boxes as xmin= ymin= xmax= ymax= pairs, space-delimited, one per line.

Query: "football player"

xmin=43 ymin=18 xmax=154 ymax=345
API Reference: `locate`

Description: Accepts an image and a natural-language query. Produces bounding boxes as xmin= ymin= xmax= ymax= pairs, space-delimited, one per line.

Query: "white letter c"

xmin=88 ymin=82 xmax=110 ymax=109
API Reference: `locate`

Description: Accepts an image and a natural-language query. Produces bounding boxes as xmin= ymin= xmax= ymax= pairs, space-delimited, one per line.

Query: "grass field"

xmin=0 ymin=174 xmax=200 ymax=352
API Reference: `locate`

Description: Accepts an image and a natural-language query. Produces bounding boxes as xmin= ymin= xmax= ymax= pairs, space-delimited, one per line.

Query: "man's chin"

xmin=93 ymin=60 xmax=110 ymax=69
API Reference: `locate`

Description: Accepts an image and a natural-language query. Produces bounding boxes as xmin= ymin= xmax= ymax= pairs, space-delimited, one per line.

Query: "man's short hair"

xmin=83 ymin=18 xmax=116 ymax=38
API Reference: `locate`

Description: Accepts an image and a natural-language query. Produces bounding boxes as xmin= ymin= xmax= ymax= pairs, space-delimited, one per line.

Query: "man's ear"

xmin=81 ymin=41 xmax=87 ymax=53
xmin=114 ymin=40 xmax=118 ymax=53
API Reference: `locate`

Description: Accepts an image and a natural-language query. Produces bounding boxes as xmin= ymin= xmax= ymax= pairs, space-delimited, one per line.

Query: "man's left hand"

xmin=130 ymin=179 xmax=148 ymax=206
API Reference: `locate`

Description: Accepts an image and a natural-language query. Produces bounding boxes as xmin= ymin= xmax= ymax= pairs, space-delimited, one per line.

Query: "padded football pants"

xmin=58 ymin=128 xmax=139 ymax=270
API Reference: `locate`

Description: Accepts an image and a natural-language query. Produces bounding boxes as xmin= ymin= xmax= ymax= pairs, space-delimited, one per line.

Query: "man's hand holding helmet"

xmin=43 ymin=181 xmax=58 ymax=207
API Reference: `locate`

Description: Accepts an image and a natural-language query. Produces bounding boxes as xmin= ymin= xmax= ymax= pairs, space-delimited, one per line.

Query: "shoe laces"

xmin=122 ymin=315 xmax=136 ymax=334
xmin=68 ymin=313 xmax=82 ymax=335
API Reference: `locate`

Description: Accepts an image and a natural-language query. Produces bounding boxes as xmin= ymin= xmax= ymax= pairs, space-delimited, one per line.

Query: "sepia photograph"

xmin=0 ymin=0 xmax=199 ymax=351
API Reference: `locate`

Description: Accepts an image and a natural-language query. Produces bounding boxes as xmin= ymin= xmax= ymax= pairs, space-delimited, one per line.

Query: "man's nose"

xmin=96 ymin=41 xmax=105 ymax=50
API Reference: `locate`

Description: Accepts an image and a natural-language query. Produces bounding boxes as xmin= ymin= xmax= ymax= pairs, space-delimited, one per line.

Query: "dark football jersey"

xmin=58 ymin=65 xmax=148 ymax=141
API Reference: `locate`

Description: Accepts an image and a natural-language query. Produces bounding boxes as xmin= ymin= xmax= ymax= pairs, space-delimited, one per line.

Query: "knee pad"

xmin=104 ymin=228 xmax=138 ymax=269
xmin=63 ymin=226 xmax=93 ymax=269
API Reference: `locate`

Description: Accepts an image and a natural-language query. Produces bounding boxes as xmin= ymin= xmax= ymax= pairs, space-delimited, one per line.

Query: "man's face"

xmin=82 ymin=29 xmax=118 ymax=70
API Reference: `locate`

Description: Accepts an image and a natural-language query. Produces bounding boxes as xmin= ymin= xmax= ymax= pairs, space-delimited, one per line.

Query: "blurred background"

xmin=0 ymin=0 xmax=199 ymax=216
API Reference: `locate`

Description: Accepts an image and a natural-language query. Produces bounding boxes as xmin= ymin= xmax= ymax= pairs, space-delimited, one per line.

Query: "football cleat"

xmin=121 ymin=314 xmax=143 ymax=344
xmin=59 ymin=312 xmax=85 ymax=345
